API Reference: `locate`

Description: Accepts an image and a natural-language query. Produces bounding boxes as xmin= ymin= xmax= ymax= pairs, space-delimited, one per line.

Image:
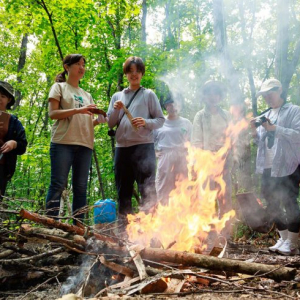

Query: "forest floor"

xmin=2 ymin=243 xmax=300 ymax=300
xmin=1 ymin=209 xmax=300 ymax=300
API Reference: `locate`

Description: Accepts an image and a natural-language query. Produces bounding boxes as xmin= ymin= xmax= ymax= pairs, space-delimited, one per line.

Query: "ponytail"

xmin=54 ymin=54 xmax=86 ymax=83
xmin=55 ymin=70 xmax=68 ymax=82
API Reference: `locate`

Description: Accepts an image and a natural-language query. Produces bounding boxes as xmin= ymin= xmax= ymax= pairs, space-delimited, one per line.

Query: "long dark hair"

xmin=55 ymin=54 xmax=86 ymax=82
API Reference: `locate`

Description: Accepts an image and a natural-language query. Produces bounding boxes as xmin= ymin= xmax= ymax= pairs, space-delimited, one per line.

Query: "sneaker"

xmin=269 ymin=238 xmax=285 ymax=252
xmin=277 ymin=239 xmax=300 ymax=256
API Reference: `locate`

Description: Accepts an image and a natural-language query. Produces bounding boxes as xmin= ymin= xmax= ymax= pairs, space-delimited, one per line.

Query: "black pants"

xmin=261 ymin=166 xmax=300 ymax=233
xmin=0 ymin=165 xmax=8 ymax=201
xmin=114 ymin=144 xmax=157 ymax=215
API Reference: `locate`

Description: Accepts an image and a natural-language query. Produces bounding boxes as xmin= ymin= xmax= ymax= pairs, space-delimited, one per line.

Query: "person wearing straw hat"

xmin=0 ymin=81 xmax=27 ymax=201
xmin=252 ymin=78 xmax=300 ymax=256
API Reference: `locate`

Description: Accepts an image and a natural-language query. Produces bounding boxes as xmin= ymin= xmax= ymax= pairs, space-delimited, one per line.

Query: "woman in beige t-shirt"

xmin=46 ymin=54 xmax=106 ymax=223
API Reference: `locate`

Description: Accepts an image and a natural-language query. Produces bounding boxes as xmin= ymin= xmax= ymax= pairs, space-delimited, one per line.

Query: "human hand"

xmin=249 ymin=118 xmax=257 ymax=129
xmin=76 ymin=104 xmax=96 ymax=115
xmin=262 ymin=118 xmax=276 ymax=131
xmin=155 ymin=151 xmax=162 ymax=158
xmin=97 ymin=114 xmax=108 ymax=124
xmin=114 ymin=100 xmax=124 ymax=110
xmin=132 ymin=117 xmax=146 ymax=128
xmin=1 ymin=140 xmax=17 ymax=153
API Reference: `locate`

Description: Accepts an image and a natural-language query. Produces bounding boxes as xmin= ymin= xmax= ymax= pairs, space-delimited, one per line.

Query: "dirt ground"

xmin=1 ymin=240 xmax=300 ymax=300
xmin=1 ymin=208 xmax=299 ymax=300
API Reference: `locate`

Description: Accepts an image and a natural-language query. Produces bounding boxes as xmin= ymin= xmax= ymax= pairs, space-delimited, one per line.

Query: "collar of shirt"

xmin=123 ymin=88 xmax=132 ymax=94
xmin=123 ymin=87 xmax=144 ymax=94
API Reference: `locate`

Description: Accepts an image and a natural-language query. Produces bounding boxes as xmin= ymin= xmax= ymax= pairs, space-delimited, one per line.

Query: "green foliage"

xmin=1 ymin=0 xmax=300 ymax=220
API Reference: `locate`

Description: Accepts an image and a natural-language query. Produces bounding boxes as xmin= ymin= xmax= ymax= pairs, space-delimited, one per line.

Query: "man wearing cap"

xmin=0 ymin=81 xmax=27 ymax=201
xmin=154 ymin=95 xmax=192 ymax=205
xmin=192 ymin=80 xmax=232 ymax=220
xmin=252 ymin=78 xmax=300 ymax=255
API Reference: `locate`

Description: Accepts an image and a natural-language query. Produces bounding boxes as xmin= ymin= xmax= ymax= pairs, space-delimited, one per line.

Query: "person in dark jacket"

xmin=0 ymin=81 xmax=27 ymax=201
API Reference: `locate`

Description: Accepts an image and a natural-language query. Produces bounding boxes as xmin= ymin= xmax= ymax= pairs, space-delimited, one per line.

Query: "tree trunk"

xmin=141 ymin=0 xmax=147 ymax=43
xmin=37 ymin=0 xmax=64 ymax=60
xmin=93 ymin=149 xmax=105 ymax=199
xmin=238 ymin=0 xmax=257 ymax=116
xmin=212 ymin=0 xmax=243 ymax=104
xmin=213 ymin=0 xmax=252 ymax=190
xmin=14 ymin=33 xmax=28 ymax=109
xmin=275 ymin=0 xmax=300 ymax=99
xmin=163 ymin=0 xmax=176 ymax=51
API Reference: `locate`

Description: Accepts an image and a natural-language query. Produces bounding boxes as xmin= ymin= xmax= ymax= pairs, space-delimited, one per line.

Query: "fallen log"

xmin=0 ymin=247 xmax=64 ymax=266
xmin=99 ymin=256 xmax=135 ymax=277
xmin=89 ymin=238 xmax=297 ymax=282
xmin=20 ymin=225 xmax=86 ymax=250
xmin=138 ymin=247 xmax=296 ymax=282
xmin=21 ymin=232 xmax=85 ymax=252
xmin=19 ymin=209 xmax=117 ymax=245
xmin=0 ymin=249 xmax=14 ymax=259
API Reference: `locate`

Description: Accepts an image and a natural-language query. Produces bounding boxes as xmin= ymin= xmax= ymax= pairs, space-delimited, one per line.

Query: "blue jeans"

xmin=46 ymin=143 xmax=92 ymax=221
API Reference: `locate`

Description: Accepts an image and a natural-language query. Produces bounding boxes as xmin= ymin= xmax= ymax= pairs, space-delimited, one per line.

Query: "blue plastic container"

xmin=94 ymin=199 xmax=117 ymax=224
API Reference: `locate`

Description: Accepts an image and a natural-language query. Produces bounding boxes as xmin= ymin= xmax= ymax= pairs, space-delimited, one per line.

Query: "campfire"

xmin=1 ymin=118 xmax=299 ymax=299
xmin=127 ymin=118 xmax=247 ymax=253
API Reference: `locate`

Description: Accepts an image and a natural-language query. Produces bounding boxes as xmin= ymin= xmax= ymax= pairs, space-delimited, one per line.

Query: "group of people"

xmin=1 ymin=54 xmax=300 ymax=256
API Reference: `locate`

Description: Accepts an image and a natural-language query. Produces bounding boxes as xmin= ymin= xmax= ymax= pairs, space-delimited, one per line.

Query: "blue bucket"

xmin=94 ymin=199 xmax=117 ymax=224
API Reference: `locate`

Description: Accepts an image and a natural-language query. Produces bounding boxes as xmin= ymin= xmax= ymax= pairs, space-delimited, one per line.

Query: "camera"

xmin=254 ymin=116 xmax=268 ymax=128
xmin=108 ymin=129 xmax=116 ymax=137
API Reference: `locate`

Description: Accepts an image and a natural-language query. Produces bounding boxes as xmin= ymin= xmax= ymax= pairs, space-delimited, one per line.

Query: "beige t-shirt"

xmin=48 ymin=82 xmax=94 ymax=149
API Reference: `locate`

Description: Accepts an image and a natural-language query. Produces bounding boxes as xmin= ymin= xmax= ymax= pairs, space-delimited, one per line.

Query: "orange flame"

xmin=127 ymin=118 xmax=249 ymax=252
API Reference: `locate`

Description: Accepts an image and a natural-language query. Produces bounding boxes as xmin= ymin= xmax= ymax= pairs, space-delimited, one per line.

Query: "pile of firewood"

xmin=0 ymin=208 xmax=299 ymax=299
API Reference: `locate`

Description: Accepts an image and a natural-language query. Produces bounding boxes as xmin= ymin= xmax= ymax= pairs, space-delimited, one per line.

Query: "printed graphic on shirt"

xmin=181 ymin=127 xmax=188 ymax=135
xmin=74 ymin=95 xmax=84 ymax=108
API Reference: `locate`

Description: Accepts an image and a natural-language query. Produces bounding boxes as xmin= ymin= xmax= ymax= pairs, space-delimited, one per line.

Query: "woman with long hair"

xmin=46 ymin=54 xmax=106 ymax=223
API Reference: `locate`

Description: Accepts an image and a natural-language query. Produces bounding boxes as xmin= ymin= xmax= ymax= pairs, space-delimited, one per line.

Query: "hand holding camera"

xmin=253 ymin=116 xmax=268 ymax=128
xmin=251 ymin=115 xmax=276 ymax=149
xmin=251 ymin=116 xmax=276 ymax=131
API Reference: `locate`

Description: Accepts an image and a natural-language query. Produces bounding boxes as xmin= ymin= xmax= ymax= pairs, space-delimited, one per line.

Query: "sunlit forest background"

xmin=1 ymin=0 xmax=300 ymax=219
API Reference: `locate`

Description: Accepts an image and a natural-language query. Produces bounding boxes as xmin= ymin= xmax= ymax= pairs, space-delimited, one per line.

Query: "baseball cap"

xmin=0 ymin=81 xmax=15 ymax=108
xmin=256 ymin=79 xmax=282 ymax=97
